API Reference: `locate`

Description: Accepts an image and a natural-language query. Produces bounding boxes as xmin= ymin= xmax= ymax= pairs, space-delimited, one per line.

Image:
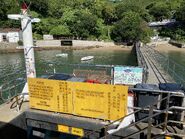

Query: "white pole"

xmin=21 ymin=10 xmax=36 ymax=78
xmin=8 ymin=4 xmax=40 ymax=101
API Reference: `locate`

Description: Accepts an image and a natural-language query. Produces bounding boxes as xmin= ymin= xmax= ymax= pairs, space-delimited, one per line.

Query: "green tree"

xmin=175 ymin=1 xmax=185 ymax=21
xmin=96 ymin=18 xmax=112 ymax=41
xmin=148 ymin=2 xmax=171 ymax=21
xmin=33 ymin=18 xmax=57 ymax=35
xmin=0 ymin=0 xmax=20 ymax=27
xmin=48 ymin=0 xmax=63 ymax=18
xmin=102 ymin=4 xmax=116 ymax=24
xmin=50 ymin=25 xmax=71 ymax=36
xmin=70 ymin=10 xmax=98 ymax=39
xmin=111 ymin=11 xmax=152 ymax=43
xmin=115 ymin=2 xmax=151 ymax=22
xmin=30 ymin=0 xmax=49 ymax=17
xmin=159 ymin=25 xmax=185 ymax=41
xmin=60 ymin=8 xmax=78 ymax=26
xmin=0 ymin=0 xmax=19 ymax=20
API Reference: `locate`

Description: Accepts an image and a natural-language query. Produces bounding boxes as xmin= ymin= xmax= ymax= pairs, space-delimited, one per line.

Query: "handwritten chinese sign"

xmin=114 ymin=66 xmax=143 ymax=85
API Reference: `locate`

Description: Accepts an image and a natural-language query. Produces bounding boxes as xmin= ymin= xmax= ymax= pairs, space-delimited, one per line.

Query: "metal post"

xmin=8 ymin=4 xmax=40 ymax=100
xmin=0 ymin=86 xmax=3 ymax=102
xmin=21 ymin=10 xmax=36 ymax=78
xmin=163 ymin=93 xmax=170 ymax=132
xmin=27 ymin=126 xmax=33 ymax=139
xmin=166 ymin=59 xmax=169 ymax=74
xmin=172 ymin=64 xmax=176 ymax=79
xmin=147 ymin=105 xmax=154 ymax=139
xmin=104 ymin=127 xmax=108 ymax=139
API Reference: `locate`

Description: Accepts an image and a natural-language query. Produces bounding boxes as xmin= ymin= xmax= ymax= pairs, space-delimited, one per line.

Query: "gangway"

xmin=136 ymin=44 xmax=185 ymax=87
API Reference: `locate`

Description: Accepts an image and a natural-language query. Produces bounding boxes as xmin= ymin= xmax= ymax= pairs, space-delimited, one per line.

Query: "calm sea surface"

xmin=165 ymin=51 xmax=185 ymax=66
xmin=0 ymin=48 xmax=184 ymax=87
xmin=0 ymin=49 xmax=137 ymax=76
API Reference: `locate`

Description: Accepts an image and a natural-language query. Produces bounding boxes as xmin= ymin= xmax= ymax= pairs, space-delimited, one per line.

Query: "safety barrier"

xmin=80 ymin=88 xmax=185 ymax=139
xmin=135 ymin=43 xmax=148 ymax=83
xmin=145 ymin=46 xmax=185 ymax=87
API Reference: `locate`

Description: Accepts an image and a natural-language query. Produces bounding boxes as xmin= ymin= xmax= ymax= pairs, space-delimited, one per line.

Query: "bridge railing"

xmin=135 ymin=43 xmax=148 ymax=83
xmin=36 ymin=61 xmax=113 ymax=77
xmin=146 ymin=46 xmax=185 ymax=87
xmin=0 ymin=61 xmax=26 ymax=104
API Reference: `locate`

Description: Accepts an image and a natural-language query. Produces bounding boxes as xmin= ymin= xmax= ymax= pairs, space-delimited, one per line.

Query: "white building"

xmin=43 ymin=34 xmax=53 ymax=40
xmin=0 ymin=28 xmax=22 ymax=43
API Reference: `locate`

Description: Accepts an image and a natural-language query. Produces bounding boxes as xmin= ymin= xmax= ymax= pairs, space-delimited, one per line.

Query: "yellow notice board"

xmin=28 ymin=78 xmax=59 ymax=112
xmin=73 ymin=82 xmax=127 ymax=120
xmin=58 ymin=81 xmax=73 ymax=114
xmin=28 ymin=78 xmax=128 ymax=121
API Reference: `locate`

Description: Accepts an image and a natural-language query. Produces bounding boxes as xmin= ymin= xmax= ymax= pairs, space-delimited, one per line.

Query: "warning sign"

xmin=28 ymin=78 xmax=128 ymax=121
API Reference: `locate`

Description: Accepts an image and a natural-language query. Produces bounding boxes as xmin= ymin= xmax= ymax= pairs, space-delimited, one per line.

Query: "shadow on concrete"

xmin=0 ymin=111 xmax=27 ymax=139
xmin=0 ymin=121 xmax=27 ymax=139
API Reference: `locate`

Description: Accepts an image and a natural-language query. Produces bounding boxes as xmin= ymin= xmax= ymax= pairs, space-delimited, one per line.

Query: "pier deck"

xmin=0 ymin=99 xmax=28 ymax=126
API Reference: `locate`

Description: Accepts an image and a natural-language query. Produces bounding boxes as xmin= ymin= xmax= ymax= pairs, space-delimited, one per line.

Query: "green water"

xmin=1 ymin=49 xmax=183 ymax=73
xmin=0 ymin=49 xmax=137 ymax=73
xmin=35 ymin=49 xmax=137 ymax=65
xmin=165 ymin=51 xmax=185 ymax=66
xmin=35 ymin=49 xmax=137 ymax=75
xmin=34 ymin=49 xmax=136 ymax=76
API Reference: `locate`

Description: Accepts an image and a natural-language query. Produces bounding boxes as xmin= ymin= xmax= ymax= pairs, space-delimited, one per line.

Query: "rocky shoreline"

xmin=0 ymin=44 xmax=103 ymax=53
xmin=0 ymin=42 xmax=132 ymax=54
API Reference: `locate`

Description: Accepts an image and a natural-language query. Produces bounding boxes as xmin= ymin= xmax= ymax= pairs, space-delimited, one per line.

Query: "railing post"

xmin=100 ymin=127 xmax=108 ymax=139
xmin=163 ymin=93 xmax=170 ymax=133
xmin=0 ymin=86 xmax=3 ymax=102
xmin=172 ymin=64 xmax=175 ymax=79
xmin=147 ymin=105 xmax=154 ymax=139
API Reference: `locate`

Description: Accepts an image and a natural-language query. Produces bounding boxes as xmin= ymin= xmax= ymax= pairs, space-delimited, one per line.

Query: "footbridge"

xmin=136 ymin=44 xmax=185 ymax=86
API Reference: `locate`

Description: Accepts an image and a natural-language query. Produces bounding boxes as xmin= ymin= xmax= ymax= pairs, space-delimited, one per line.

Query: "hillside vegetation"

xmin=0 ymin=0 xmax=185 ymax=43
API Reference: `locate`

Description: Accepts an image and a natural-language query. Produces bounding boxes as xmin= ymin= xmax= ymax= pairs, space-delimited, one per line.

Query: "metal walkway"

xmin=139 ymin=45 xmax=174 ymax=84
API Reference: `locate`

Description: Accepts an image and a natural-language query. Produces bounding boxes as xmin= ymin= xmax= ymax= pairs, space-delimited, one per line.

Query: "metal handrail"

xmin=145 ymin=46 xmax=185 ymax=87
xmin=135 ymin=43 xmax=148 ymax=83
xmin=100 ymin=99 xmax=184 ymax=139
xmin=0 ymin=61 xmax=26 ymax=104
xmin=79 ymin=89 xmax=184 ymax=139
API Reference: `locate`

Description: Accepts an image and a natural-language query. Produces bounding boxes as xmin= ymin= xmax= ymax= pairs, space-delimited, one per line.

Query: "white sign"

xmin=114 ymin=66 xmax=143 ymax=85
xmin=43 ymin=35 xmax=53 ymax=40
